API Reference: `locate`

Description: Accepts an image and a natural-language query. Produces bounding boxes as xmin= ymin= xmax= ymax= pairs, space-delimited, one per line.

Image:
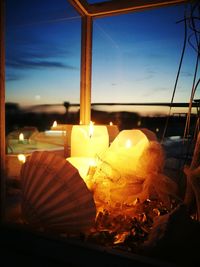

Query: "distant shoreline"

xmin=6 ymin=102 xmax=198 ymax=139
xmin=6 ymin=102 xmax=198 ymax=117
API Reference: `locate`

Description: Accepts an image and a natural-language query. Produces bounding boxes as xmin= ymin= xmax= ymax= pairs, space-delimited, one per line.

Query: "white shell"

xmin=20 ymin=151 xmax=96 ymax=233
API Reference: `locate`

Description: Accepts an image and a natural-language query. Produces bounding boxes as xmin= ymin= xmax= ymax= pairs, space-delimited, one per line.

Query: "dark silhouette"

xmin=5 ymin=102 xmax=198 ymax=141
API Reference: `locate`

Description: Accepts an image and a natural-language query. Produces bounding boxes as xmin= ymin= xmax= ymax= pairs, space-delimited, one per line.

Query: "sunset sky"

xmin=5 ymin=0 xmax=199 ymax=115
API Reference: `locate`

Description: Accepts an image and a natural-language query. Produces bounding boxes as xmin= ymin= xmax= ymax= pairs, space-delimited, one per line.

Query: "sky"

xmin=5 ymin=0 xmax=200 ymax=115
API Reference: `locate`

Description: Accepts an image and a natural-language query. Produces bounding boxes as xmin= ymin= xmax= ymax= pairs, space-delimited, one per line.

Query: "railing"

xmin=24 ymin=101 xmax=200 ymax=110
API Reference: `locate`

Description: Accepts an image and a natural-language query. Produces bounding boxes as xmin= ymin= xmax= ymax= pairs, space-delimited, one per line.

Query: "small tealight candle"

xmin=18 ymin=153 xmax=26 ymax=164
xmin=18 ymin=133 xmax=28 ymax=144
xmin=50 ymin=121 xmax=68 ymax=131
xmin=6 ymin=153 xmax=30 ymax=180
xmin=18 ymin=133 xmax=24 ymax=144
xmin=52 ymin=121 xmax=57 ymax=128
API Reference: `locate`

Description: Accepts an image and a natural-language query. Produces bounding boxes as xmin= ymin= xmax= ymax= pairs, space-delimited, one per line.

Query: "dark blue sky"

xmin=5 ymin=0 xmax=199 ymax=115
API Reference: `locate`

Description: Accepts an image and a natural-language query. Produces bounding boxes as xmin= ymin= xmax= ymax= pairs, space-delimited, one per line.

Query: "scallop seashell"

xmin=20 ymin=151 xmax=96 ymax=233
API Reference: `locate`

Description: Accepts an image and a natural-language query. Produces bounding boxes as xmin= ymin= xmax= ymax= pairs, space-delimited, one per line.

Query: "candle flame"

xmin=125 ymin=139 xmax=132 ymax=148
xmin=89 ymin=158 xmax=96 ymax=167
xmin=79 ymin=120 xmax=82 ymax=125
xmin=19 ymin=133 xmax=24 ymax=141
xmin=109 ymin=121 xmax=113 ymax=126
xmin=89 ymin=121 xmax=94 ymax=138
xmin=18 ymin=154 xmax=26 ymax=164
xmin=52 ymin=121 xmax=57 ymax=127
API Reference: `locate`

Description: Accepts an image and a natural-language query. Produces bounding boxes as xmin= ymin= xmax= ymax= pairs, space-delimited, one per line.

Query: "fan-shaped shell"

xmin=20 ymin=151 xmax=96 ymax=233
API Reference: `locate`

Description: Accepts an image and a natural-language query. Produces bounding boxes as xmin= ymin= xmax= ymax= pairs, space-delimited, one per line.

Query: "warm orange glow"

xmin=18 ymin=154 xmax=26 ymax=163
xmin=19 ymin=133 xmax=24 ymax=141
xmin=89 ymin=121 xmax=94 ymax=138
xmin=125 ymin=139 xmax=132 ymax=148
xmin=52 ymin=121 xmax=57 ymax=128
xmin=66 ymin=157 xmax=97 ymax=188
xmin=90 ymin=129 xmax=160 ymax=213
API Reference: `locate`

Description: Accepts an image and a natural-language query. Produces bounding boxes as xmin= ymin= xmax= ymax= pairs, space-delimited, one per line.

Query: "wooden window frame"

xmin=0 ymin=0 xmax=188 ymax=220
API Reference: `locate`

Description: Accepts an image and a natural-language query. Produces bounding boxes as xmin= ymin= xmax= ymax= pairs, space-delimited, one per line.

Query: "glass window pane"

xmin=92 ymin=4 xmax=197 ymax=120
xmin=6 ymin=0 xmax=81 ymax=134
xmin=5 ymin=0 xmax=81 ymax=224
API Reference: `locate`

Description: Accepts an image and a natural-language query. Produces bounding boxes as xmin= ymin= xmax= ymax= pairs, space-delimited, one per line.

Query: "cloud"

xmin=6 ymin=73 xmax=22 ymax=81
xmin=135 ymin=74 xmax=153 ymax=82
xmin=6 ymin=30 xmax=78 ymax=73
xmin=147 ymin=53 xmax=165 ymax=59
xmin=7 ymin=58 xmax=78 ymax=70
xmin=146 ymin=68 xmax=156 ymax=75
xmin=181 ymin=71 xmax=193 ymax=77
xmin=142 ymin=87 xmax=168 ymax=97
xmin=24 ymin=48 xmax=70 ymax=59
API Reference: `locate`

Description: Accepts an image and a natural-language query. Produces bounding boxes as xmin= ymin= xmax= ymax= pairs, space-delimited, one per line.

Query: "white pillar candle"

xmin=103 ymin=128 xmax=157 ymax=176
xmin=71 ymin=122 xmax=109 ymax=158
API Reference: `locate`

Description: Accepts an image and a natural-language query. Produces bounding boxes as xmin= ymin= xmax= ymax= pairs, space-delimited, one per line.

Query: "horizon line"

xmin=6 ymin=101 xmax=200 ymax=108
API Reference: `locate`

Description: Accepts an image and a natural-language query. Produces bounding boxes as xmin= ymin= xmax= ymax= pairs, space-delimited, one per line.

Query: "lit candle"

xmin=6 ymin=153 xmax=30 ymax=180
xmin=91 ymin=129 xmax=161 ymax=209
xmin=18 ymin=132 xmax=29 ymax=144
xmin=52 ymin=120 xmax=57 ymax=128
xmin=71 ymin=122 xmax=109 ymax=158
xmin=50 ymin=120 xmax=67 ymax=131
xmin=18 ymin=133 xmax=25 ymax=144
xmin=18 ymin=153 xmax=26 ymax=164
xmin=102 ymin=129 xmax=157 ymax=176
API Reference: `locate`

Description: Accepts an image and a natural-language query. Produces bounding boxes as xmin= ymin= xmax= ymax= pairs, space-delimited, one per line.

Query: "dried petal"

xmin=114 ymin=232 xmax=129 ymax=244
